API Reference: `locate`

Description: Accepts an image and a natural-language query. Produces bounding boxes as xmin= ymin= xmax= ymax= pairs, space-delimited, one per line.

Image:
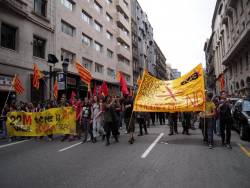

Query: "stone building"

xmin=205 ymin=0 xmax=250 ymax=96
xmin=54 ymin=0 xmax=133 ymax=98
xmin=154 ymin=41 xmax=167 ymax=80
xmin=0 ymin=0 xmax=134 ymax=107
xmin=131 ymin=0 xmax=160 ymax=85
xmin=0 ymin=0 xmax=56 ymax=109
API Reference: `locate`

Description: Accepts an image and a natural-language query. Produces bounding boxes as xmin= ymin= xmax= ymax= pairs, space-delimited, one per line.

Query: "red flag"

xmin=220 ymin=74 xmax=225 ymax=91
xmin=53 ymin=79 xmax=58 ymax=99
xmin=70 ymin=91 xmax=76 ymax=104
xmin=75 ymin=61 xmax=92 ymax=85
xmin=12 ymin=75 xmax=24 ymax=95
xmin=120 ymin=73 xmax=129 ymax=95
xmin=100 ymin=81 xmax=109 ymax=97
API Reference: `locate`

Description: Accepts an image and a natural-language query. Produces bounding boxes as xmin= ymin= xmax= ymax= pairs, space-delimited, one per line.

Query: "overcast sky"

xmin=138 ymin=0 xmax=217 ymax=75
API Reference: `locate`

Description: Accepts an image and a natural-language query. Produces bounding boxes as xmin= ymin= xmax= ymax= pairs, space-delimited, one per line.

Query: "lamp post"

xmin=47 ymin=54 xmax=58 ymax=100
xmin=62 ymin=58 xmax=69 ymax=99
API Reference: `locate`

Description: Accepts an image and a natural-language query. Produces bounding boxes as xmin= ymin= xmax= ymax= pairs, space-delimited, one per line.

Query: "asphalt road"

xmin=0 ymin=123 xmax=250 ymax=188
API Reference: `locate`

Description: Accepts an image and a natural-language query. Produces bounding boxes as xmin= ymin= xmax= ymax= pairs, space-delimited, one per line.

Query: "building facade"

xmin=0 ymin=0 xmax=56 ymax=109
xmin=205 ymin=0 xmax=250 ymax=96
xmin=170 ymin=68 xmax=181 ymax=79
xmin=154 ymin=41 xmax=167 ymax=80
xmin=0 ymin=0 xmax=134 ymax=106
xmin=131 ymin=0 xmax=160 ymax=86
xmin=55 ymin=0 xmax=133 ymax=98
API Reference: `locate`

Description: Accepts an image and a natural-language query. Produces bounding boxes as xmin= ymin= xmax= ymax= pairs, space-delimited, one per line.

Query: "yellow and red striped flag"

xmin=116 ymin=71 xmax=121 ymax=81
xmin=53 ymin=79 xmax=58 ymax=99
xmin=33 ymin=64 xmax=43 ymax=90
xmin=75 ymin=61 xmax=92 ymax=85
xmin=12 ymin=74 xmax=24 ymax=95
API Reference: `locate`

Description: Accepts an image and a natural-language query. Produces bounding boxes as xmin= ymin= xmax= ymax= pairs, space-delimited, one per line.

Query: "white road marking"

xmin=141 ymin=133 xmax=164 ymax=159
xmin=0 ymin=140 xmax=30 ymax=149
xmin=58 ymin=142 xmax=82 ymax=152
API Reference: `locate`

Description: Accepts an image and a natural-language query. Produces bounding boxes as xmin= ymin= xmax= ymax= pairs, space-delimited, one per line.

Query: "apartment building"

xmin=205 ymin=0 xmax=250 ymax=96
xmin=56 ymin=0 xmax=133 ymax=97
xmin=131 ymin=0 xmax=158 ymax=85
xmin=0 ymin=0 xmax=134 ymax=105
xmin=0 ymin=0 xmax=55 ymax=109
xmin=154 ymin=41 xmax=167 ymax=80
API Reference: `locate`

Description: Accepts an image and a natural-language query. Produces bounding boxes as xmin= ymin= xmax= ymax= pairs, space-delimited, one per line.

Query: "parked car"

xmin=232 ymin=98 xmax=250 ymax=140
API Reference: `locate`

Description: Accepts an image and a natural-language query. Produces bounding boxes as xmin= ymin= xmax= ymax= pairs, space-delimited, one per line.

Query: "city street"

xmin=0 ymin=124 xmax=250 ymax=188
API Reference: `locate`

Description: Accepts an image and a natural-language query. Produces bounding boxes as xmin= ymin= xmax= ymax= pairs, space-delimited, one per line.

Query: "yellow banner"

xmin=6 ymin=107 xmax=76 ymax=136
xmin=134 ymin=64 xmax=205 ymax=112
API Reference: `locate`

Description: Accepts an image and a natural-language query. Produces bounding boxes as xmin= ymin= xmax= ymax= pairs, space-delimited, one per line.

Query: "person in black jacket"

xmin=219 ymin=91 xmax=232 ymax=149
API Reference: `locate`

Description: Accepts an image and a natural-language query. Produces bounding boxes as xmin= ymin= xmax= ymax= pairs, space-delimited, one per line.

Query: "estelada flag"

xmin=116 ymin=71 xmax=121 ymax=81
xmin=12 ymin=74 xmax=24 ymax=95
xmin=53 ymin=79 xmax=58 ymax=99
xmin=75 ymin=61 xmax=92 ymax=85
xmin=33 ymin=64 xmax=43 ymax=90
xmin=134 ymin=64 xmax=205 ymax=112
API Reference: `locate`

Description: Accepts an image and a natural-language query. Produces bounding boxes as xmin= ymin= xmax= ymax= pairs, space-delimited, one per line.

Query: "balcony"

xmin=117 ymin=45 xmax=131 ymax=60
xmin=117 ymin=30 xmax=130 ymax=47
xmin=117 ymin=14 xmax=130 ymax=31
xmin=116 ymin=0 xmax=129 ymax=16
xmin=1 ymin=0 xmax=28 ymax=17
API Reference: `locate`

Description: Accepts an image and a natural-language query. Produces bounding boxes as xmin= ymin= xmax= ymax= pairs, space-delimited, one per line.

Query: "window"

xmin=123 ymin=0 xmax=128 ymax=7
xmin=33 ymin=36 xmax=46 ymax=58
xmin=106 ymin=31 xmax=113 ymax=40
xmin=107 ymin=49 xmax=113 ymax=58
xmin=61 ymin=49 xmax=75 ymax=62
xmin=246 ymin=52 xmax=249 ymax=70
xmin=94 ymin=21 xmax=102 ymax=32
xmin=1 ymin=23 xmax=16 ymax=50
xmin=82 ymin=11 xmax=92 ymax=24
xmin=95 ymin=63 xmax=103 ymax=73
xmin=107 ymin=68 xmax=115 ymax=79
xmin=82 ymin=33 xmax=92 ymax=46
xmin=123 ymin=73 xmax=130 ymax=82
xmin=61 ymin=21 xmax=74 ymax=36
xmin=61 ymin=0 xmax=73 ymax=11
xmin=118 ymin=56 xmax=130 ymax=65
xmin=94 ymin=1 xmax=102 ymax=14
xmin=94 ymin=42 xmax=102 ymax=52
xmin=82 ymin=57 xmax=92 ymax=71
xmin=106 ymin=13 xmax=113 ymax=22
xmin=34 ymin=0 xmax=47 ymax=17
xmin=106 ymin=0 xmax=112 ymax=5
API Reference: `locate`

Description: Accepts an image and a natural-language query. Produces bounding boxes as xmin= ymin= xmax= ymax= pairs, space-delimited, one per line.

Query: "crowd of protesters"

xmin=0 ymin=91 xmax=236 ymax=148
xmin=0 ymin=94 xmax=171 ymax=145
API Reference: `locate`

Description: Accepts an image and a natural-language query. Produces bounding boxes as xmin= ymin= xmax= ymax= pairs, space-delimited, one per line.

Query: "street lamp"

xmin=47 ymin=54 xmax=59 ymax=100
xmin=62 ymin=58 xmax=69 ymax=99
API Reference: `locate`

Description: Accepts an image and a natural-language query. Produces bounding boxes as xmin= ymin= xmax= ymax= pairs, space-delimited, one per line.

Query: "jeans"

xmin=216 ymin=119 xmax=220 ymax=135
xmin=137 ymin=118 xmax=148 ymax=135
xmin=206 ymin=118 xmax=214 ymax=145
xmin=93 ymin=118 xmax=101 ymax=138
xmin=201 ymin=118 xmax=214 ymax=145
xmin=82 ymin=118 xmax=93 ymax=141
xmin=220 ymin=118 xmax=231 ymax=145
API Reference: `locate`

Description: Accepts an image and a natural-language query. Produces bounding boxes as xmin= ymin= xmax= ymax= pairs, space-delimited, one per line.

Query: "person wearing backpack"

xmin=218 ymin=91 xmax=232 ymax=149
